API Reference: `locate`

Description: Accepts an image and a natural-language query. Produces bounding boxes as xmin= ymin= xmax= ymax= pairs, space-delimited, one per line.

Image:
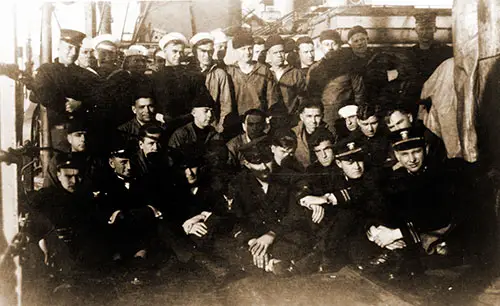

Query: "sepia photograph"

xmin=0 ymin=0 xmax=499 ymax=305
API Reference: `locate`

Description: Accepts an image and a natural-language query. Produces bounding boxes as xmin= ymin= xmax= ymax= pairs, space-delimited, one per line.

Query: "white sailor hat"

xmin=80 ymin=37 xmax=94 ymax=50
xmin=190 ymin=32 xmax=214 ymax=47
xmin=93 ymin=34 xmax=118 ymax=51
xmin=124 ymin=45 xmax=148 ymax=57
xmin=210 ymin=28 xmax=228 ymax=44
xmin=338 ymin=105 xmax=359 ymax=118
xmin=159 ymin=32 xmax=188 ymax=50
xmin=155 ymin=50 xmax=166 ymax=59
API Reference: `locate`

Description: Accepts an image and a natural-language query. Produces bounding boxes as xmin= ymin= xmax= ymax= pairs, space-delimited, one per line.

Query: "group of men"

xmin=26 ymin=12 xmax=481 ymax=285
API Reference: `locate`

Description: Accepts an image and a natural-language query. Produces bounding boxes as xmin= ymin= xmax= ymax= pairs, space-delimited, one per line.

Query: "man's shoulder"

xmin=227 ymin=134 xmax=245 ymax=147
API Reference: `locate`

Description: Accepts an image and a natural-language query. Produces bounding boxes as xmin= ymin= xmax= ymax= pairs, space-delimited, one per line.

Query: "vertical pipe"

xmin=39 ymin=3 xmax=52 ymax=178
xmin=99 ymin=1 xmax=112 ymax=35
xmin=84 ymin=1 xmax=97 ymax=38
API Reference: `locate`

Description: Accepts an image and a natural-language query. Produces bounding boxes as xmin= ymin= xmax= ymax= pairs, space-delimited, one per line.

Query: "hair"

xmin=138 ymin=123 xmax=163 ymax=142
xmin=241 ymin=108 xmax=267 ymax=122
xmin=309 ymin=127 xmax=335 ymax=148
xmin=298 ymin=98 xmax=324 ymax=114
xmin=356 ymin=103 xmax=381 ymax=121
xmin=383 ymin=107 xmax=411 ymax=124
xmin=253 ymin=36 xmax=265 ymax=45
xmin=271 ymin=129 xmax=297 ymax=149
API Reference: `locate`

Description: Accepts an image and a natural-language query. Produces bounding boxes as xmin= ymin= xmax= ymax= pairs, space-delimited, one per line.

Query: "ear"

xmin=108 ymin=158 xmax=115 ymax=169
xmin=66 ymin=134 xmax=72 ymax=144
xmin=407 ymin=113 xmax=413 ymax=123
xmin=132 ymin=105 xmax=137 ymax=114
xmin=242 ymin=160 xmax=250 ymax=169
xmin=270 ymin=145 xmax=276 ymax=154
xmin=335 ymin=159 xmax=342 ymax=169
xmin=394 ymin=150 xmax=401 ymax=161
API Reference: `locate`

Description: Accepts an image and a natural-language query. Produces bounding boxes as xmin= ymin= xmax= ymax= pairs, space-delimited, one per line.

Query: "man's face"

xmin=196 ymin=42 xmax=214 ymax=68
xmin=345 ymin=115 xmax=358 ymax=131
xmin=268 ymin=44 xmax=285 ymax=67
xmin=300 ymin=107 xmax=323 ymax=134
xmin=164 ymin=43 xmax=185 ymax=66
xmin=271 ymin=145 xmax=294 ymax=166
xmin=67 ymin=131 xmax=86 ymax=152
xmin=139 ymin=134 xmax=161 ymax=156
xmin=358 ymin=116 xmax=379 ymax=138
xmin=236 ymin=45 xmax=253 ymax=64
xmin=192 ymin=107 xmax=213 ymax=128
xmin=395 ymin=147 xmax=425 ymax=173
xmin=57 ymin=168 xmax=81 ymax=193
xmin=298 ymin=43 xmax=315 ymax=68
xmin=214 ymin=42 xmax=227 ymax=60
xmin=245 ymin=160 xmax=273 ymax=182
xmin=155 ymin=56 xmax=166 ymax=68
xmin=335 ymin=159 xmax=365 ymax=179
xmin=109 ymin=157 xmax=132 ymax=178
xmin=314 ymin=140 xmax=334 ymax=167
xmin=243 ymin=115 xmax=266 ymax=140
xmin=386 ymin=111 xmax=412 ymax=132
xmin=126 ymin=55 xmax=147 ymax=73
xmin=59 ymin=40 xmax=80 ymax=66
xmin=77 ymin=47 xmax=96 ymax=68
xmin=253 ymin=44 xmax=265 ymax=62
xmin=320 ymin=39 xmax=340 ymax=55
xmin=415 ymin=25 xmax=436 ymax=45
xmin=133 ymin=98 xmax=155 ymax=123
xmin=348 ymin=33 xmax=369 ymax=57
xmin=184 ymin=167 xmax=198 ymax=185
xmin=96 ymin=48 xmax=117 ymax=66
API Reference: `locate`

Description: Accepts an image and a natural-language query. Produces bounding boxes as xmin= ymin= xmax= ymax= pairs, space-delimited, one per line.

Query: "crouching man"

xmin=227 ymin=136 xmax=312 ymax=276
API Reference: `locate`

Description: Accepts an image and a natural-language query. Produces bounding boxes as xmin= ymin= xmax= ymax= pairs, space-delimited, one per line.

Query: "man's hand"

xmin=253 ymin=253 xmax=269 ymax=269
xmin=299 ymin=195 xmax=328 ymax=208
xmin=189 ymin=222 xmax=208 ymax=237
xmin=371 ymin=225 xmax=403 ymax=248
xmin=65 ymin=98 xmax=83 ymax=113
xmin=385 ymin=239 xmax=406 ymax=250
xmin=311 ymin=204 xmax=325 ymax=224
xmin=248 ymin=232 xmax=275 ymax=257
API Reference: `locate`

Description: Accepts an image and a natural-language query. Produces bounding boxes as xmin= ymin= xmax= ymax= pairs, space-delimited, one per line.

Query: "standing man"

xmin=265 ymin=34 xmax=307 ymax=127
xmin=252 ymin=36 xmax=266 ymax=64
xmin=296 ymin=36 xmax=315 ymax=75
xmin=225 ymin=31 xmax=285 ymax=133
xmin=76 ymin=37 xmax=98 ymax=75
xmin=347 ymin=25 xmax=372 ymax=72
xmin=93 ymin=34 xmax=119 ymax=78
xmin=189 ymin=32 xmax=233 ymax=134
xmin=292 ymin=100 xmax=327 ymax=169
xmin=30 ymin=29 xmax=100 ymax=151
xmin=211 ymin=28 xmax=229 ymax=68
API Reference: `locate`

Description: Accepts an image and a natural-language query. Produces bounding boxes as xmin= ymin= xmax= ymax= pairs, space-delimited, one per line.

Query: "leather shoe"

xmin=271 ymin=260 xmax=297 ymax=277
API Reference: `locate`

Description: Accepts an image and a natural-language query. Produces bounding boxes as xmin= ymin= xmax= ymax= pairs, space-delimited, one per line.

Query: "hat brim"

xmin=392 ymin=138 xmax=425 ymax=151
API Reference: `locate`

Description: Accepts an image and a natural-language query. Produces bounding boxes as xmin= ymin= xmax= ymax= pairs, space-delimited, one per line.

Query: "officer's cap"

xmin=320 ymin=29 xmax=341 ymax=43
xmin=66 ymin=119 xmax=88 ymax=134
xmin=93 ymin=34 xmax=118 ymax=51
xmin=55 ymin=153 xmax=83 ymax=170
xmin=192 ymin=89 xmax=215 ymax=109
xmin=390 ymin=126 xmax=425 ymax=151
xmin=334 ymin=134 xmax=364 ymax=161
xmin=159 ymin=32 xmax=188 ymax=50
xmin=109 ymin=137 xmax=133 ymax=159
xmin=190 ymin=32 xmax=214 ymax=47
xmin=232 ymin=31 xmax=254 ymax=49
xmin=210 ymin=28 xmax=228 ymax=44
xmin=240 ymin=135 xmax=273 ymax=164
xmin=347 ymin=26 xmax=368 ymax=41
xmin=265 ymin=34 xmax=284 ymax=50
xmin=60 ymin=29 xmax=86 ymax=47
xmin=124 ymin=45 xmax=148 ymax=57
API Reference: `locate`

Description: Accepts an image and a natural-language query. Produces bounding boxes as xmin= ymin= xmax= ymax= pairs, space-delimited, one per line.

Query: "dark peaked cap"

xmin=60 ymin=29 xmax=86 ymax=47
xmin=390 ymin=126 xmax=426 ymax=151
xmin=334 ymin=133 xmax=364 ymax=161
xmin=240 ymin=135 xmax=273 ymax=164
xmin=232 ymin=31 xmax=254 ymax=49
xmin=265 ymin=34 xmax=284 ymax=50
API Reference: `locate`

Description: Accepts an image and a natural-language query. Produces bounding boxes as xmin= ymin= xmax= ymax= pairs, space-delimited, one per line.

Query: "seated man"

xmin=227 ymin=108 xmax=267 ymax=168
xmin=384 ymin=107 xmax=447 ymax=169
xmin=227 ymin=137 xmax=312 ymax=276
xmin=94 ymin=142 xmax=164 ymax=263
xmin=292 ymin=99 xmax=328 ymax=169
xmin=168 ymin=90 xmax=222 ymax=150
xmin=44 ymin=119 xmax=103 ymax=191
xmin=270 ymin=128 xmax=305 ymax=184
xmin=354 ymin=103 xmax=391 ymax=169
xmin=351 ymin=126 xmax=462 ymax=278
xmin=30 ymin=154 xmax=108 ymax=273
xmin=298 ymin=129 xmax=384 ymax=272
xmin=117 ymin=81 xmax=164 ymax=149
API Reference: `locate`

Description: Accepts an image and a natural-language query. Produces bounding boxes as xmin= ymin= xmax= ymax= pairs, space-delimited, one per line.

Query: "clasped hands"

xmin=299 ymin=194 xmax=337 ymax=224
xmin=367 ymin=225 xmax=406 ymax=250
xmin=247 ymin=231 xmax=275 ymax=269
